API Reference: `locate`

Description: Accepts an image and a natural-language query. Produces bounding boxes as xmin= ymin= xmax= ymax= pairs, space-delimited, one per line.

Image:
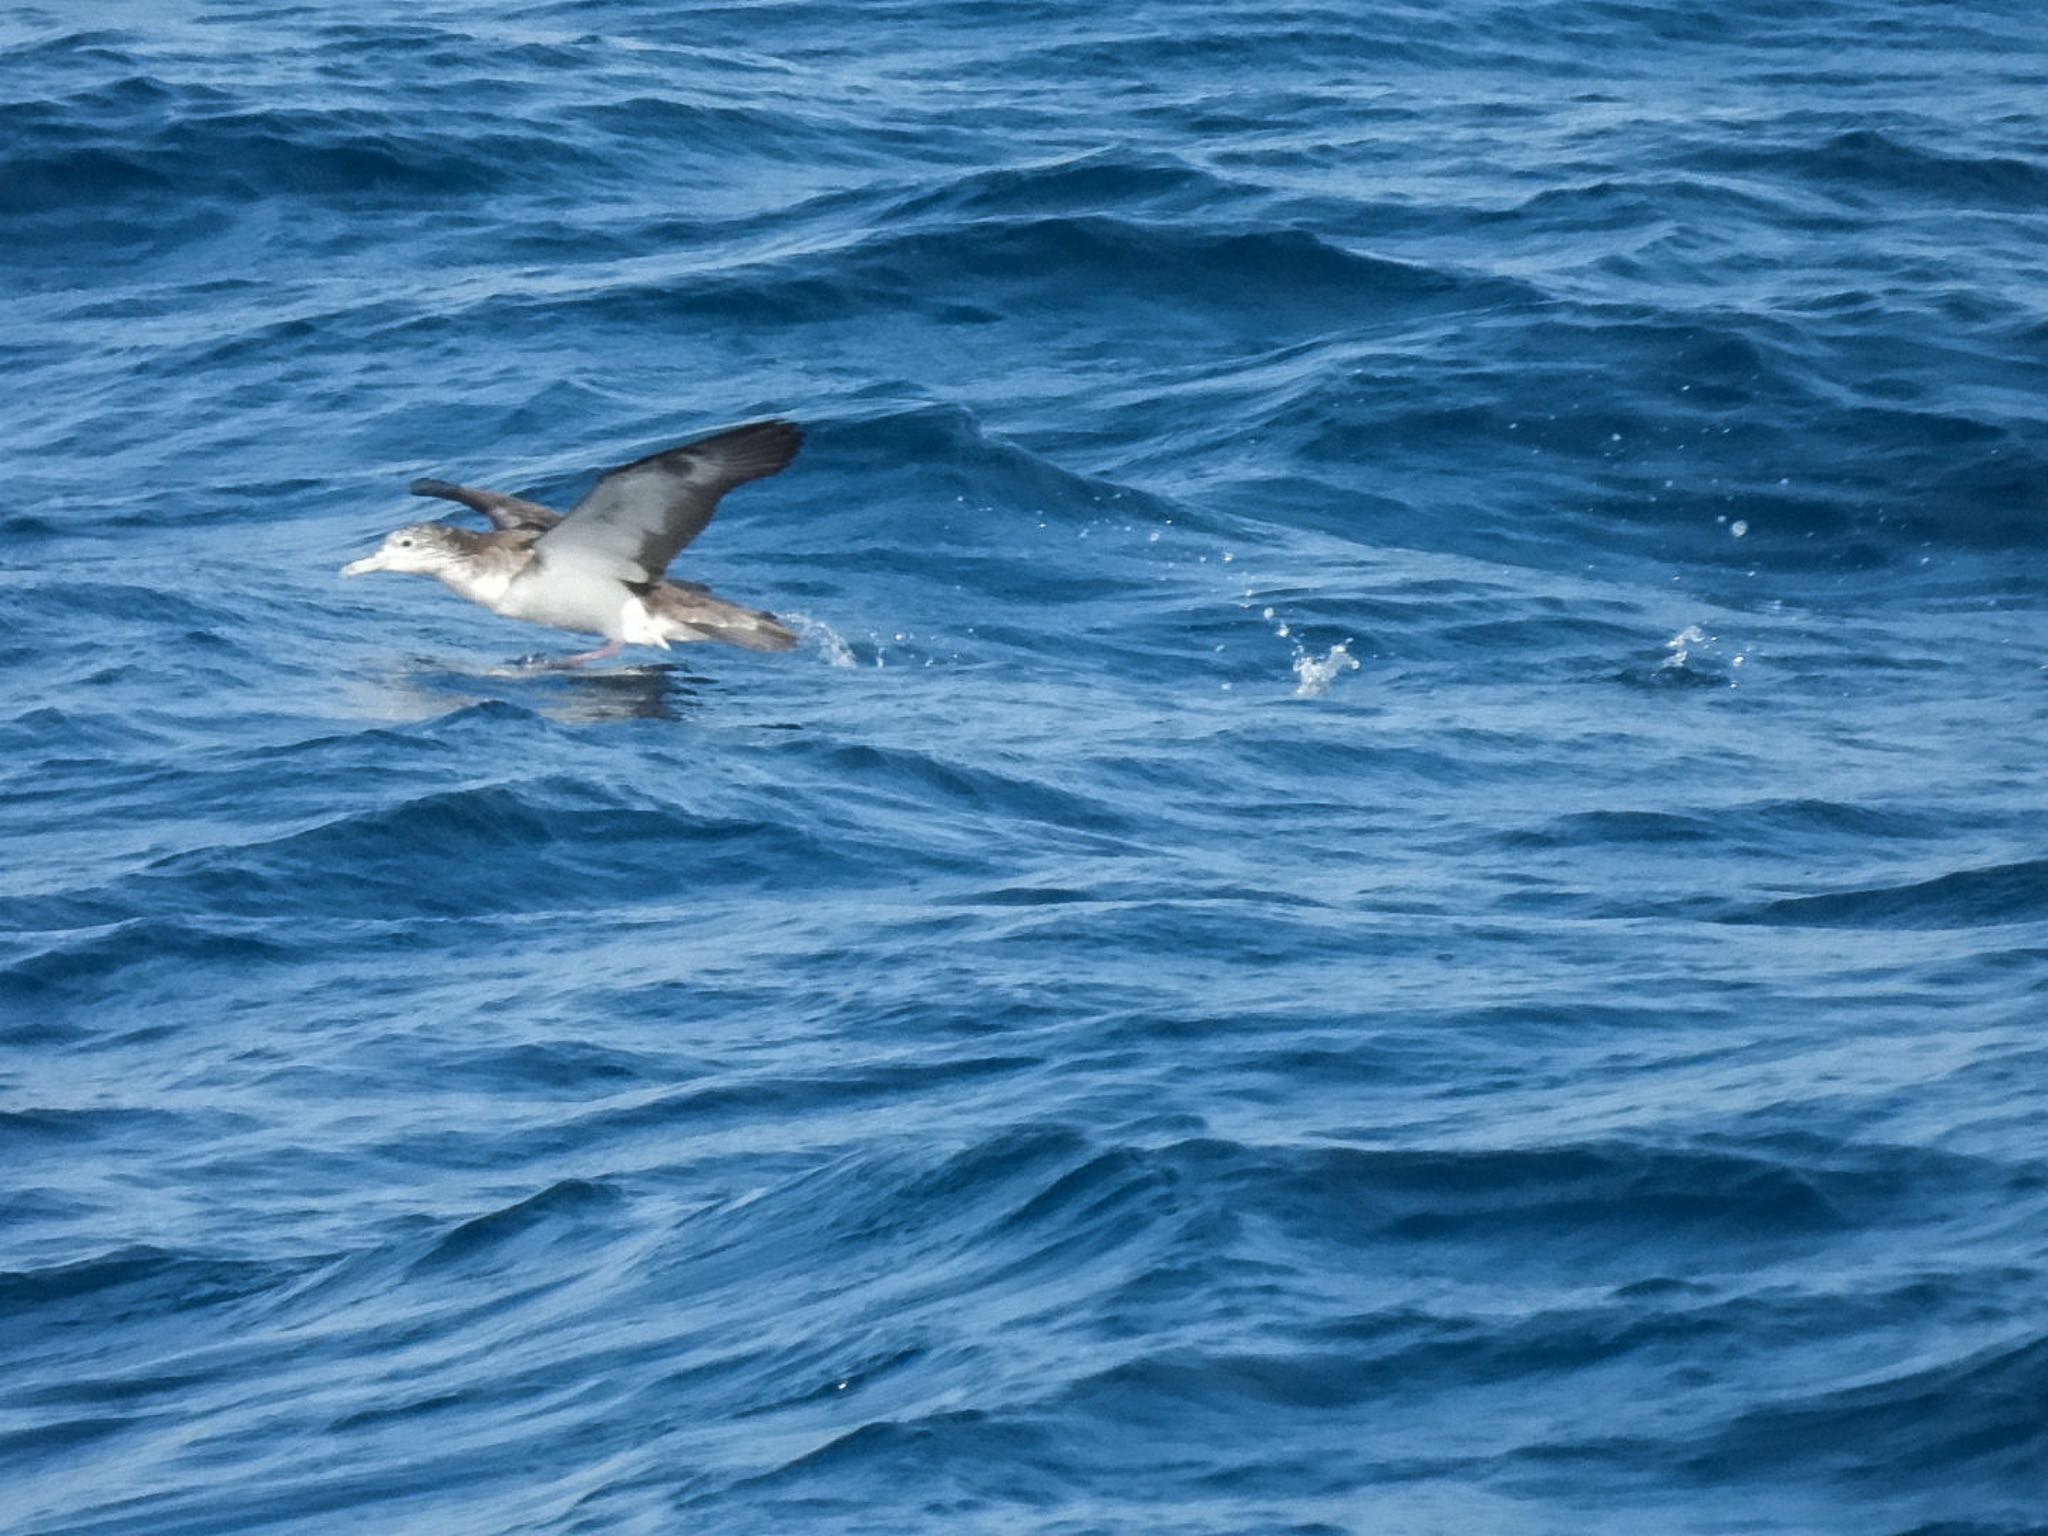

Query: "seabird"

xmin=341 ymin=419 xmax=803 ymax=663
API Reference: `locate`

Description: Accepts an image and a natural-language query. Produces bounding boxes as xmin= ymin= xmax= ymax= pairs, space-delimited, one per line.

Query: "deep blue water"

xmin=5 ymin=2 xmax=2047 ymax=1532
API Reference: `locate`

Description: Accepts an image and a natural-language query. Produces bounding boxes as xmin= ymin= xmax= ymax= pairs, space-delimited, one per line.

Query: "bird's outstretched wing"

xmin=532 ymin=420 xmax=802 ymax=583
xmin=410 ymin=479 xmax=561 ymax=531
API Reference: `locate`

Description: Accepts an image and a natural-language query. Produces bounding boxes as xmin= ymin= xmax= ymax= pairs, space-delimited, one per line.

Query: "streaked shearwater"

xmin=341 ymin=420 xmax=802 ymax=662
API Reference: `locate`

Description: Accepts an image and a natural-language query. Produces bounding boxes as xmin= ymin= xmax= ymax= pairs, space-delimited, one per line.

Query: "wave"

xmin=1689 ymin=1330 xmax=2048 ymax=1485
xmin=409 ymin=1177 xmax=626 ymax=1275
xmin=0 ymin=1242 xmax=313 ymax=1322
xmin=788 ymin=402 xmax=1182 ymax=535
xmin=882 ymin=149 xmax=1250 ymax=225
xmin=1691 ymin=127 xmax=2048 ymax=211
xmin=370 ymin=214 xmax=1532 ymax=352
xmin=0 ymin=88 xmax=603 ymax=221
xmin=5 ymin=1112 xmax=2036 ymax=1528
xmin=1221 ymin=307 xmax=2047 ymax=560
xmin=1728 ymin=858 xmax=2048 ymax=930
xmin=0 ymin=919 xmax=298 ymax=1020
xmin=112 ymin=781 xmax=870 ymax=921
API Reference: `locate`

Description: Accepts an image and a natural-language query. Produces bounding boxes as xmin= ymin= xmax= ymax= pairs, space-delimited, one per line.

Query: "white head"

xmin=340 ymin=523 xmax=470 ymax=578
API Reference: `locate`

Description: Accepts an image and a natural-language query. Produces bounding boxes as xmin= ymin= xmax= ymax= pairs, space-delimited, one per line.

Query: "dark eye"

xmin=398 ymin=538 xmax=414 ymax=548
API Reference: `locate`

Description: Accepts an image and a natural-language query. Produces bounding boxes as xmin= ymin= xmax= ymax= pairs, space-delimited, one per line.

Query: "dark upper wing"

xmin=409 ymin=479 xmax=561 ymax=531
xmin=531 ymin=420 xmax=802 ymax=583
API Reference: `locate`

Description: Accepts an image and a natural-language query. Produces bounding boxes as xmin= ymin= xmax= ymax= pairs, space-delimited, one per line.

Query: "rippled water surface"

xmin=5 ymin=3 xmax=2046 ymax=1533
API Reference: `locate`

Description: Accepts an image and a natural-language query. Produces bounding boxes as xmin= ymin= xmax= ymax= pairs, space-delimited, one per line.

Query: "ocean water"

xmin=4 ymin=1 xmax=2046 ymax=1531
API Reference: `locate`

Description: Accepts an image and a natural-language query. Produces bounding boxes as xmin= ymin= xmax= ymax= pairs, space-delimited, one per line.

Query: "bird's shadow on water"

xmin=402 ymin=658 xmax=711 ymax=722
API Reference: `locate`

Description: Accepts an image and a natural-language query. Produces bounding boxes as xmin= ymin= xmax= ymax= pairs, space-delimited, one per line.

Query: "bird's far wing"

xmin=532 ymin=420 xmax=802 ymax=583
xmin=409 ymin=479 xmax=561 ymax=531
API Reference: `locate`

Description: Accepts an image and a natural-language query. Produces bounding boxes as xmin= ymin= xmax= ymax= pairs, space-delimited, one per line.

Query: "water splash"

xmin=1245 ymin=588 xmax=1360 ymax=699
xmin=1657 ymin=624 xmax=1749 ymax=687
xmin=1662 ymin=624 xmax=1711 ymax=669
xmin=789 ymin=614 xmax=858 ymax=668
xmin=1292 ymin=642 xmax=1360 ymax=698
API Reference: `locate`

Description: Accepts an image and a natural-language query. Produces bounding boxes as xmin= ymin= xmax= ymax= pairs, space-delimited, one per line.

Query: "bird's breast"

xmin=497 ymin=559 xmax=637 ymax=638
xmin=441 ymin=563 xmax=516 ymax=610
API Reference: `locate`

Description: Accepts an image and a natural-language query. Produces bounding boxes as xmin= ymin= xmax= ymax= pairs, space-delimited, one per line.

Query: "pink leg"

xmin=543 ymin=640 xmax=626 ymax=668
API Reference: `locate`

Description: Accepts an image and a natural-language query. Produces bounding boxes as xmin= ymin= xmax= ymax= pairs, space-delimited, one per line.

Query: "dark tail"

xmin=704 ymin=610 xmax=799 ymax=652
xmin=645 ymin=582 xmax=800 ymax=652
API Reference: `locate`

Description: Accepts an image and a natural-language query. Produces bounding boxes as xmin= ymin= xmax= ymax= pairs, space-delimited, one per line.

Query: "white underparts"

xmin=619 ymin=594 xmax=675 ymax=648
xmin=442 ymin=564 xmax=514 ymax=610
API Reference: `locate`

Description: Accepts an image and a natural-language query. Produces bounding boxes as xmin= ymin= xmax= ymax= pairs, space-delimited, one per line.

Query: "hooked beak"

xmin=340 ymin=551 xmax=388 ymax=577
